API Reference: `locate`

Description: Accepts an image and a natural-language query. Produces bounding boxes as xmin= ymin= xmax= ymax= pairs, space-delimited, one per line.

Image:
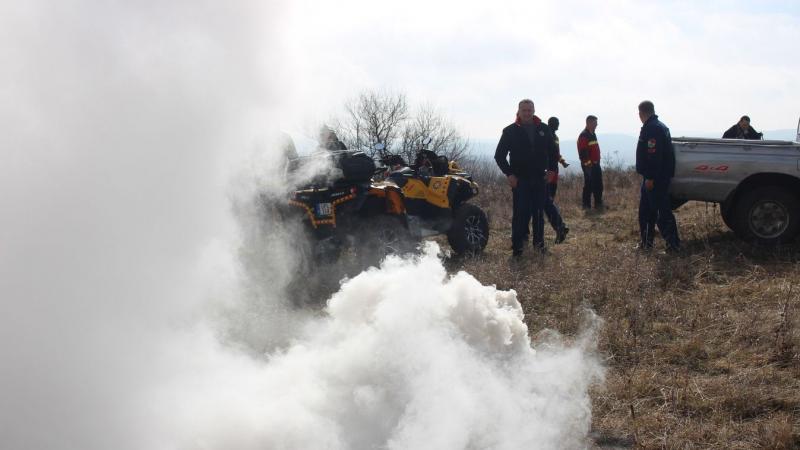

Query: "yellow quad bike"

xmin=279 ymin=149 xmax=416 ymax=304
xmin=380 ymin=149 xmax=489 ymax=255
xmin=285 ymin=148 xmax=488 ymax=261
xmin=283 ymin=150 xmax=414 ymax=265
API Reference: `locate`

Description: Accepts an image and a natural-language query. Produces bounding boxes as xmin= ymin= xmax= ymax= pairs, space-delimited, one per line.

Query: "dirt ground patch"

xmin=447 ymin=167 xmax=800 ymax=448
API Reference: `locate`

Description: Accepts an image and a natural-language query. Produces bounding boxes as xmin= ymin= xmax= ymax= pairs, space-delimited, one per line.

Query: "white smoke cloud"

xmin=0 ymin=1 xmax=300 ymax=448
xmin=0 ymin=1 xmax=603 ymax=449
xmin=146 ymin=244 xmax=603 ymax=449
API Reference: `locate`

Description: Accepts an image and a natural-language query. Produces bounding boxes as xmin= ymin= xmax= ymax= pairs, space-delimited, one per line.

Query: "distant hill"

xmin=470 ymin=134 xmax=638 ymax=170
xmin=470 ymin=128 xmax=798 ymax=171
xmin=292 ymin=127 xmax=797 ymax=165
xmin=761 ymin=129 xmax=798 ymax=141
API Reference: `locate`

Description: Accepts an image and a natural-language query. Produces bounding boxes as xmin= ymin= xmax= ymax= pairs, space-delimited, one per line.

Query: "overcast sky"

xmin=279 ymin=0 xmax=800 ymax=140
xmin=0 ymin=2 xmax=797 ymax=447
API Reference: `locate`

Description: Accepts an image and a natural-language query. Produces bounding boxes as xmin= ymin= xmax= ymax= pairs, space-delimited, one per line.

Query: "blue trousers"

xmin=639 ymin=178 xmax=680 ymax=248
xmin=512 ymin=177 xmax=546 ymax=250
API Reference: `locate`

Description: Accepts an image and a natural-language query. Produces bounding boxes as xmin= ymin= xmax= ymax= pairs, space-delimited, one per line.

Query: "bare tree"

xmin=332 ymin=90 xmax=471 ymax=166
xmin=398 ymin=104 xmax=470 ymax=165
xmin=333 ymin=90 xmax=408 ymax=159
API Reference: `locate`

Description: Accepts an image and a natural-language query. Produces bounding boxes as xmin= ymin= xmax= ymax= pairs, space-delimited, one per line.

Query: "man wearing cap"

xmin=545 ymin=117 xmax=569 ymax=243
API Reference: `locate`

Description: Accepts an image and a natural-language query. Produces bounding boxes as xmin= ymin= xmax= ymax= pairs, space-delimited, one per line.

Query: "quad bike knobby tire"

xmin=447 ymin=203 xmax=489 ymax=255
xmin=355 ymin=215 xmax=416 ymax=267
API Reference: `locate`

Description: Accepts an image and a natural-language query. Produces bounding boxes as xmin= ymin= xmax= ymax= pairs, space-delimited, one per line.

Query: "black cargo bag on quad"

xmin=337 ymin=151 xmax=376 ymax=182
xmin=432 ymin=155 xmax=449 ymax=176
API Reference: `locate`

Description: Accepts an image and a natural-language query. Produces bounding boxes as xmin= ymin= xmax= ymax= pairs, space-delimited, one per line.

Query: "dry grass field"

xmin=449 ymin=166 xmax=800 ymax=449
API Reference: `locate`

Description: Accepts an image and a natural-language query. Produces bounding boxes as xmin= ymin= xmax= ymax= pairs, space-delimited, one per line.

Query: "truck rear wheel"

xmin=448 ymin=204 xmax=489 ymax=255
xmin=720 ymin=200 xmax=736 ymax=231
xmin=733 ymin=186 xmax=800 ymax=244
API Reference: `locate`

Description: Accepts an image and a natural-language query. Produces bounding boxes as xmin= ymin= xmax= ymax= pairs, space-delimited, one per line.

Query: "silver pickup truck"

xmin=670 ymin=123 xmax=800 ymax=244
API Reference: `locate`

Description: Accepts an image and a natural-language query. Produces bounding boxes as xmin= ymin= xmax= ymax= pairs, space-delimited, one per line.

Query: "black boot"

xmin=555 ymin=225 xmax=569 ymax=244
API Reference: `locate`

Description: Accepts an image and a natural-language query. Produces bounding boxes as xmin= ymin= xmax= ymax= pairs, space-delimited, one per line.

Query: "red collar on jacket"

xmin=515 ymin=114 xmax=542 ymax=126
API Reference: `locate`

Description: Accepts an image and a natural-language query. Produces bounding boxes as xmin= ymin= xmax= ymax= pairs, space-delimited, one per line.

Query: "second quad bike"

xmin=283 ymin=145 xmax=489 ymax=259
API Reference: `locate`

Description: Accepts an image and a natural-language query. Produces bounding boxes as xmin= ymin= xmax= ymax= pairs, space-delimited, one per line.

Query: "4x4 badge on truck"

xmin=693 ymin=165 xmax=729 ymax=172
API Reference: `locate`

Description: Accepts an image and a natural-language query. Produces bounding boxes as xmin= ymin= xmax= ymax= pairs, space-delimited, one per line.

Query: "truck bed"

xmin=670 ymin=137 xmax=800 ymax=204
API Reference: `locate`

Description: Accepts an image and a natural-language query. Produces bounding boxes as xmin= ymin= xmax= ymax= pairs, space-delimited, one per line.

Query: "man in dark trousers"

xmin=722 ymin=115 xmax=763 ymax=140
xmin=545 ymin=117 xmax=569 ymax=243
xmin=636 ymin=100 xmax=681 ymax=252
xmin=577 ymin=115 xmax=603 ymax=209
xmin=494 ymin=99 xmax=556 ymax=256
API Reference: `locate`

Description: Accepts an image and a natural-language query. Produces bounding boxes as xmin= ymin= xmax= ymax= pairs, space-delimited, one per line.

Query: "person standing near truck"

xmin=636 ymin=100 xmax=680 ymax=252
xmin=722 ymin=115 xmax=763 ymax=140
xmin=577 ymin=115 xmax=603 ymax=209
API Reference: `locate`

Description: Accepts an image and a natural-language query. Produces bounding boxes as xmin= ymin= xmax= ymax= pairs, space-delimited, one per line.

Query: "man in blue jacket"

xmin=636 ymin=100 xmax=680 ymax=252
xmin=495 ymin=99 xmax=557 ymax=256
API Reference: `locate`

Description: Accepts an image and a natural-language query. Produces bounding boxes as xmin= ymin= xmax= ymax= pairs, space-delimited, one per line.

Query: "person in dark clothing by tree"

xmin=636 ymin=100 xmax=680 ymax=252
xmin=494 ymin=99 xmax=557 ymax=256
xmin=319 ymin=125 xmax=347 ymax=150
xmin=279 ymin=131 xmax=299 ymax=176
xmin=577 ymin=115 xmax=603 ymax=209
xmin=722 ymin=115 xmax=763 ymax=140
xmin=544 ymin=117 xmax=569 ymax=243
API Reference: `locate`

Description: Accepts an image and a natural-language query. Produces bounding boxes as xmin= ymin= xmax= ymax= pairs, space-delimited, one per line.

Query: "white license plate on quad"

xmin=315 ymin=202 xmax=332 ymax=217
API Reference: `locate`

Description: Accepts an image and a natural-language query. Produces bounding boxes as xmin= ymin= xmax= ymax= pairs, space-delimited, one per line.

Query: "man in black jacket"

xmin=722 ymin=115 xmax=763 ymax=139
xmin=636 ymin=100 xmax=680 ymax=252
xmin=495 ymin=99 xmax=557 ymax=256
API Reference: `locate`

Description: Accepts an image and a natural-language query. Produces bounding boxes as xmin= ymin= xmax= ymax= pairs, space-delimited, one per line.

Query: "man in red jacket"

xmin=577 ymin=115 xmax=603 ymax=209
